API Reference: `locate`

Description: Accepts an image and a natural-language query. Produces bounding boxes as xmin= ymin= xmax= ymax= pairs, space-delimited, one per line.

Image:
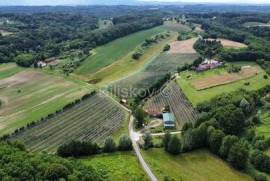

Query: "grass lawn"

xmin=81 ymin=152 xmax=148 ymax=181
xmin=177 ymin=62 xmax=270 ymax=106
xmin=142 ymin=148 xmax=252 ymax=181
xmin=255 ymin=109 xmax=270 ymax=139
xmin=86 ymin=32 xmax=178 ymax=85
xmin=0 ymin=69 xmax=92 ymax=136
xmin=0 ymin=63 xmax=24 ymax=79
xmin=75 ymin=26 xmax=166 ymax=77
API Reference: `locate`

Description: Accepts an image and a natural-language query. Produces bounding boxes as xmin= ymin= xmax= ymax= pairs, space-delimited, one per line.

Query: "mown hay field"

xmin=9 ymin=92 xmax=129 ymax=153
xmin=0 ymin=68 xmax=91 ymax=136
xmin=169 ymin=38 xmax=197 ymax=54
xmin=142 ymin=148 xmax=252 ymax=181
xmin=177 ymin=62 xmax=270 ymax=106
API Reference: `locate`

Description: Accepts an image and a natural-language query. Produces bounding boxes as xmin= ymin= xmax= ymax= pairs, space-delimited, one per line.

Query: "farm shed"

xmin=162 ymin=113 xmax=176 ymax=128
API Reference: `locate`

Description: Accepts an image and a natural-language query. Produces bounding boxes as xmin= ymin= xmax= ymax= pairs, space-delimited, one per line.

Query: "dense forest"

xmin=0 ymin=12 xmax=162 ymax=67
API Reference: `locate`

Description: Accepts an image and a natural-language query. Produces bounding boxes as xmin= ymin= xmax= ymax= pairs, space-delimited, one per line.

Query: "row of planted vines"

xmin=9 ymin=92 xmax=129 ymax=153
xmin=144 ymin=81 xmax=198 ymax=128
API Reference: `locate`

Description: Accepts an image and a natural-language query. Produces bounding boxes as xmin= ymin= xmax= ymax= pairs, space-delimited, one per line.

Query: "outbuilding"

xmin=162 ymin=113 xmax=176 ymax=128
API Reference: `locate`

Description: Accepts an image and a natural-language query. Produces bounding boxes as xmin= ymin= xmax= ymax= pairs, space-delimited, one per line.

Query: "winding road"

xmin=129 ymin=116 xmax=158 ymax=181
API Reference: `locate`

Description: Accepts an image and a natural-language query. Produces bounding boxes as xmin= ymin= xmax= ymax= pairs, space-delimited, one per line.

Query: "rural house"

xmin=196 ymin=58 xmax=223 ymax=72
xmin=162 ymin=112 xmax=176 ymax=128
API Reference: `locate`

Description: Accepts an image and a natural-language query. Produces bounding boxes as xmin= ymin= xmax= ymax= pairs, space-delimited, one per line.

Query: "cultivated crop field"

xmin=86 ymin=31 xmax=177 ymax=85
xmin=0 ymin=69 xmax=91 ymax=136
xmin=142 ymin=148 xmax=252 ymax=181
xmin=111 ymin=53 xmax=198 ymax=98
xmin=177 ymin=62 xmax=270 ymax=106
xmin=75 ymin=26 xmax=166 ymax=77
xmin=144 ymin=82 xmax=198 ymax=128
xmin=192 ymin=66 xmax=261 ymax=90
xmin=9 ymin=92 xmax=129 ymax=152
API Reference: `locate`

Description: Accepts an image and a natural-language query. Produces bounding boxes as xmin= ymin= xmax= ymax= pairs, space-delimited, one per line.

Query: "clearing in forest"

xmin=142 ymin=148 xmax=252 ymax=181
xmin=168 ymin=38 xmax=198 ymax=54
xmin=0 ymin=69 xmax=91 ymax=136
xmin=9 ymin=92 xmax=129 ymax=152
xmin=177 ymin=62 xmax=270 ymax=106
xmin=144 ymin=81 xmax=198 ymax=128
xmin=192 ymin=66 xmax=261 ymax=90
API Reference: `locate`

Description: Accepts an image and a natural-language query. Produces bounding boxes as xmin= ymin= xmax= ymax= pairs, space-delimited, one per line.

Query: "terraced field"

xmin=111 ymin=53 xmax=198 ymax=98
xmin=9 ymin=92 xmax=129 ymax=152
xmin=144 ymin=81 xmax=198 ymax=128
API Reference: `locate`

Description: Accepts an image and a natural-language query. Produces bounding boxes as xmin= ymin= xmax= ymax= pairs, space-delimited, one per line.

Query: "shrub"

xmin=132 ymin=51 xmax=143 ymax=60
xmin=118 ymin=135 xmax=132 ymax=151
xmin=14 ymin=53 xmax=34 ymax=67
xmin=103 ymin=137 xmax=117 ymax=153
xmin=163 ymin=131 xmax=171 ymax=151
xmin=219 ymin=135 xmax=239 ymax=159
xmin=208 ymin=129 xmax=225 ymax=154
xmin=250 ymin=150 xmax=270 ymax=173
xmin=254 ymin=173 xmax=267 ymax=181
xmin=57 ymin=141 xmax=99 ymax=157
xmin=163 ymin=44 xmax=170 ymax=51
xmin=263 ymin=75 xmax=268 ymax=79
xmin=227 ymin=141 xmax=249 ymax=170
xmin=44 ymin=163 xmax=70 ymax=181
xmin=167 ymin=135 xmax=181 ymax=155
xmin=143 ymin=132 xmax=153 ymax=150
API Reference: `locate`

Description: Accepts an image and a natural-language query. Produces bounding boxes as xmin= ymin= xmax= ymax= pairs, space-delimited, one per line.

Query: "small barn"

xmin=162 ymin=113 xmax=176 ymax=128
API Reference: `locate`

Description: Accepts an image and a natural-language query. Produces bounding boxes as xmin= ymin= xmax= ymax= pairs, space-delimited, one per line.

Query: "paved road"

xmin=129 ymin=116 xmax=158 ymax=181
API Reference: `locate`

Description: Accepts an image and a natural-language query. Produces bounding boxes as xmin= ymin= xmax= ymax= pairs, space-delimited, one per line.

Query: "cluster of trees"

xmin=0 ymin=13 xmax=163 ymax=68
xmin=132 ymin=32 xmax=170 ymax=60
xmin=193 ymin=38 xmax=223 ymax=58
xmin=0 ymin=141 xmax=101 ymax=180
xmin=180 ymin=86 xmax=270 ymax=180
xmin=57 ymin=135 xmax=132 ymax=158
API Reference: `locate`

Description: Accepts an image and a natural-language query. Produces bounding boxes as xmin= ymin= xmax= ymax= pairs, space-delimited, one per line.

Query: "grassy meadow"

xmin=177 ymin=62 xmax=270 ymax=106
xmin=142 ymin=148 xmax=252 ymax=181
xmin=75 ymin=26 xmax=166 ymax=77
xmin=255 ymin=109 xmax=270 ymax=139
xmin=81 ymin=152 xmax=148 ymax=181
xmin=0 ymin=68 xmax=92 ymax=136
xmin=0 ymin=63 xmax=24 ymax=79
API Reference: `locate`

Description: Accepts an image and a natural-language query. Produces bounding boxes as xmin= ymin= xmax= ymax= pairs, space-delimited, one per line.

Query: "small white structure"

xmin=37 ymin=61 xmax=47 ymax=68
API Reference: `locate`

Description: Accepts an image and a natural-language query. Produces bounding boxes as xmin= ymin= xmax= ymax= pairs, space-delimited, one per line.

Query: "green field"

xmin=75 ymin=26 xmax=166 ymax=77
xmin=86 ymin=31 xmax=177 ymax=85
xmin=0 ymin=63 xmax=24 ymax=79
xmin=177 ymin=62 xmax=270 ymax=106
xmin=112 ymin=53 xmax=198 ymax=98
xmin=142 ymin=148 xmax=252 ymax=181
xmin=255 ymin=109 xmax=270 ymax=139
xmin=81 ymin=152 xmax=148 ymax=181
xmin=0 ymin=69 xmax=92 ymax=136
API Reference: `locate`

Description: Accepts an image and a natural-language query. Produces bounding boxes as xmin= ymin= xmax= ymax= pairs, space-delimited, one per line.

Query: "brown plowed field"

xmin=168 ymin=38 xmax=197 ymax=54
xmin=192 ymin=66 xmax=261 ymax=90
